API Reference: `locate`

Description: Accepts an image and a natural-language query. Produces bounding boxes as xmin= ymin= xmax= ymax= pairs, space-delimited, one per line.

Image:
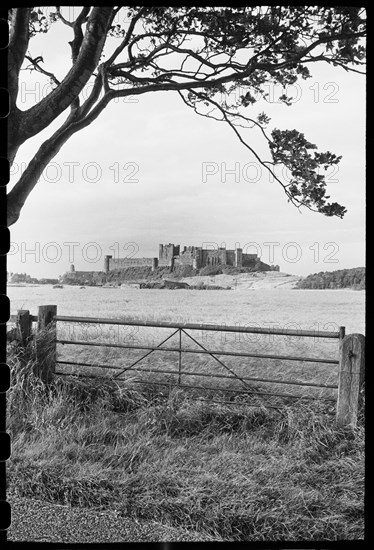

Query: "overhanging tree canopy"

xmin=7 ymin=6 xmax=366 ymax=226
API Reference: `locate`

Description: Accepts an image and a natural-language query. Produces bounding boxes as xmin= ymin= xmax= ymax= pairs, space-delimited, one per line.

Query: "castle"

xmin=102 ymin=243 xmax=278 ymax=272
xmin=64 ymin=243 xmax=279 ymax=284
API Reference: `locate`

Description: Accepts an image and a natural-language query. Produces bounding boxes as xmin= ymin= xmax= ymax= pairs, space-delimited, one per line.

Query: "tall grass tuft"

xmin=8 ymin=329 xmax=54 ymax=429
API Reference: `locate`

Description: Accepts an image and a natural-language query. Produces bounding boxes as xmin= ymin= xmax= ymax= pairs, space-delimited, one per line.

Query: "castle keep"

xmin=104 ymin=243 xmax=263 ymax=273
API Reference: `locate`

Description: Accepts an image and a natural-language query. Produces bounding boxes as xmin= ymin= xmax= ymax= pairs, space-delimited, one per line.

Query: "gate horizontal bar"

xmin=9 ymin=314 xmax=38 ymax=323
xmin=56 ymin=339 xmax=339 ymax=365
xmin=57 ymin=360 xmax=338 ymax=389
xmin=55 ymin=315 xmax=342 ymax=338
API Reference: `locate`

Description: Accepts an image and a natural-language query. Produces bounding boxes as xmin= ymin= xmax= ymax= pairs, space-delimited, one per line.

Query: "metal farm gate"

xmin=9 ymin=306 xmax=365 ymax=426
xmin=55 ymin=315 xmax=342 ymax=410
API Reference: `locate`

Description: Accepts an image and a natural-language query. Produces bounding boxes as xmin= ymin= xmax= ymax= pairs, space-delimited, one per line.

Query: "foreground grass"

xmin=7 ymin=337 xmax=364 ymax=541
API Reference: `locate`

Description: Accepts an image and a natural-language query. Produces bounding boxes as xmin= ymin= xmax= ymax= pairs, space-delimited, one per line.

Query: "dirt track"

xmin=7 ymin=495 xmax=209 ymax=543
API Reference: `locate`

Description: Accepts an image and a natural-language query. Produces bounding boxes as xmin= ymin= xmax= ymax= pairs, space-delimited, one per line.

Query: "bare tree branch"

xmin=24 ymin=54 xmax=61 ymax=87
xmin=178 ymin=90 xmax=304 ymax=211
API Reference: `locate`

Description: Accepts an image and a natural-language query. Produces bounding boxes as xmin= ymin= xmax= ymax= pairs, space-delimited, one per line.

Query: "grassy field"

xmin=7 ymin=287 xmax=365 ymax=541
xmin=7 ymin=327 xmax=365 ymax=542
xmin=7 ymin=285 xmax=366 ymax=332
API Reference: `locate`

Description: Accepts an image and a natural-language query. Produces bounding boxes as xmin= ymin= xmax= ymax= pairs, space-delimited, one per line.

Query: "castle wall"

xmin=174 ymin=248 xmax=196 ymax=266
xmin=158 ymin=258 xmax=173 ymax=267
xmin=108 ymin=257 xmax=155 ymax=270
xmin=201 ymin=249 xmax=222 ymax=266
xmin=242 ymin=253 xmax=258 ymax=267
xmin=235 ymin=248 xmax=243 ymax=267
xmin=226 ymin=251 xmax=236 ymax=266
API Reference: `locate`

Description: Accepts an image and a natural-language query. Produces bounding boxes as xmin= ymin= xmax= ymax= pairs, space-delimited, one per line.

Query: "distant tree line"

xmin=8 ymin=272 xmax=59 ymax=285
xmin=296 ymin=267 xmax=365 ymax=289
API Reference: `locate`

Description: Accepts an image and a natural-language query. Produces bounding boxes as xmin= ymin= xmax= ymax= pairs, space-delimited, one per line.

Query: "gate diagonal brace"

xmin=112 ymin=329 xmax=180 ymax=380
xmin=181 ymin=328 xmax=263 ymax=399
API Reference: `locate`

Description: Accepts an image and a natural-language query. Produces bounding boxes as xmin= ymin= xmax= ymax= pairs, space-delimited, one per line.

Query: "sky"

xmin=8 ymin=8 xmax=366 ymax=279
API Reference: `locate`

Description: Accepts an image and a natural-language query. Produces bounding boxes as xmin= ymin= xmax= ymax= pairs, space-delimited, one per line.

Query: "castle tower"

xmin=104 ymin=255 xmax=112 ymax=273
xmin=219 ymin=247 xmax=227 ymax=265
xmin=159 ymin=244 xmax=164 ymax=260
xmin=152 ymin=257 xmax=158 ymax=272
xmin=70 ymin=264 xmax=75 ymax=273
xmin=166 ymin=243 xmax=174 ymax=258
xmin=193 ymin=247 xmax=203 ymax=269
xmin=235 ymin=247 xmax=243 ymax=267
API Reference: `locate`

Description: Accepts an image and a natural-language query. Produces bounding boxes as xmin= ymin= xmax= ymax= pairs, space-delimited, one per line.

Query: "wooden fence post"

xmin=36 ymin=305 xmax=57 ymax=384
xmin=38 ymin=305 xmax=57 ymax=332
xmin=336 ymin=333 xmax=365 ymax=428
xmin=16 ymin=310 xmax=31 ymax=345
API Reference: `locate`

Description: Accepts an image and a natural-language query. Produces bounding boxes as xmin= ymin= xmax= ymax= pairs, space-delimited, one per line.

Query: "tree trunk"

xmin=8 ymin=8 xmax=115 ymax=162
xmin=7 ymin=88 xmax=113 ymax=226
